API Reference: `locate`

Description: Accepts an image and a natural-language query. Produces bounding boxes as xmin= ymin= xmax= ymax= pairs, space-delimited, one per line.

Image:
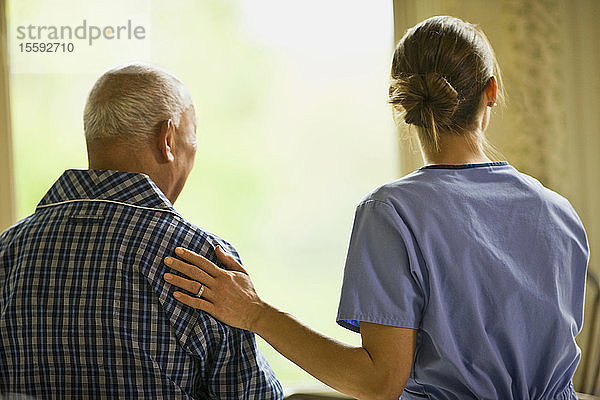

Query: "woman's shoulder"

xmin=357 ymin=169 xmax=434 ymax=208
xmin=508 ymin=167 xmax=582 ymax=217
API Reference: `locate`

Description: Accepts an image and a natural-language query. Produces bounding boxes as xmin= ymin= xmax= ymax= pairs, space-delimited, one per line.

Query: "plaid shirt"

xmin=0 ymin=169 xmax=283 ymax=399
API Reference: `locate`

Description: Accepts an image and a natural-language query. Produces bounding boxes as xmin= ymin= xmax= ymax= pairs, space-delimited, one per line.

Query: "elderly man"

xmin=0 ymin=63 xmax=283 ymax=399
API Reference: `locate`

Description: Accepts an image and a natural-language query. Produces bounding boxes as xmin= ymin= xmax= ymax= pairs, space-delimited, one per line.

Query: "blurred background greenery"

xmin=8 ymin=0 xmax=397 ymax=387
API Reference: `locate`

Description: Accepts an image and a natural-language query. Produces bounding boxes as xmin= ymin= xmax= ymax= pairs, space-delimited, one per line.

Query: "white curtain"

xmin=393 ymin=0 xmax=600 ymax=391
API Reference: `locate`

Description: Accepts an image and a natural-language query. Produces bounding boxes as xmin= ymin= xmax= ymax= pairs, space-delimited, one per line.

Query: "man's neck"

xmin=87 ymin=140 xmax=176 ymax=204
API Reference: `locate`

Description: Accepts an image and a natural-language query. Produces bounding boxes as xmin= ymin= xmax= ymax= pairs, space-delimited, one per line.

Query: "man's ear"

xmin=158 ymin=119 xmax=175 ymax=163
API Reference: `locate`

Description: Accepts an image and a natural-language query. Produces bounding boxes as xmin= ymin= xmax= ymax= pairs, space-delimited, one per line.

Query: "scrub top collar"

xmin=419 ymin=161 xmax=509 ymax=170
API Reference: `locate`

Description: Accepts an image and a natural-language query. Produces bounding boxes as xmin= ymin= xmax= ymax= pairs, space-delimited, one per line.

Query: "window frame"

xmin=0 ymin=0 xmax=16 ymax=232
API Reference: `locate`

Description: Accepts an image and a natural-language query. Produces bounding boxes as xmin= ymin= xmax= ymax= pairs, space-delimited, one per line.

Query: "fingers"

xmin=164 ymin=273 xmax=215 ymax=301
xmin=165 ymin=254 xmax=217 ymax=282
xmin=173 ymin=291 xmax=216 ymax=314
xmin=215 ymin=245 xmax=248 ymax=274
xmin=174 ymin=247 xmax=224 ymax=277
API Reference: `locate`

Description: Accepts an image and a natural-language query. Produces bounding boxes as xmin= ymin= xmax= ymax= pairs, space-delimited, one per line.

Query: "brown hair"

xmin=389 ymin=16 xmax=503 ymax=153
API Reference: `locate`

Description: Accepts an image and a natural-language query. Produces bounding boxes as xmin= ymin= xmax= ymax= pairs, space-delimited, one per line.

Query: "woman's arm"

xmin=163 ymin=246 xmax=416 ymax=400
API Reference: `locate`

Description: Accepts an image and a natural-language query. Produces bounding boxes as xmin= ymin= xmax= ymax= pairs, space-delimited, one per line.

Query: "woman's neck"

xmin=420 ymin=132 xmax=491 ymax=166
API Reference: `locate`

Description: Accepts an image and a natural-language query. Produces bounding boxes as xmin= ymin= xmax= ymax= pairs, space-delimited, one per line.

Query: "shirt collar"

xmin=37 ymin=169 xmax=175 ymax=212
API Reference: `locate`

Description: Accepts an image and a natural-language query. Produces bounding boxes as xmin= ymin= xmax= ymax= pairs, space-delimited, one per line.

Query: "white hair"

xmin=83 ymin=63 xmax=192 ymax=143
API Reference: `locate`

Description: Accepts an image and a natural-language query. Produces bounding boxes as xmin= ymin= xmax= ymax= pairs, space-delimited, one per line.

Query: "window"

xmin=8 ymin=0 xmax=396 ymax=386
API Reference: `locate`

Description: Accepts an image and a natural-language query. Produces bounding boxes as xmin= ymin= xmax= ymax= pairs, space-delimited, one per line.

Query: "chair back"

xmin=579 ymin=269 xmax=600 ymax=395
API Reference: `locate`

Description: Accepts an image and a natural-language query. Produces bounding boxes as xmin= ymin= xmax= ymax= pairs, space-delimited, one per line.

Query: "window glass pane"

xmin=8 ymin=0 xmax=396 ymax=386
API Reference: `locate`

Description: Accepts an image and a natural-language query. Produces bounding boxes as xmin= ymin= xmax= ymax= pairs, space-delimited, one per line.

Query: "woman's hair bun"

xmin=390 ymin=71 xmax=459 ymax=128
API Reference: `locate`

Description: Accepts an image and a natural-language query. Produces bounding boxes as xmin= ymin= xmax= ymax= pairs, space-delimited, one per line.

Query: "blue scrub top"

xmin=336 ymin=162 xmax=589 ymax=400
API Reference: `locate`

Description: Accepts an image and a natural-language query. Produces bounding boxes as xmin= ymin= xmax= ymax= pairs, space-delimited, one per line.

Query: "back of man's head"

xmin=83 ymin=63 xmax=191 ymax=144
xmin=83 ymin=63 xmax=198 ymax=204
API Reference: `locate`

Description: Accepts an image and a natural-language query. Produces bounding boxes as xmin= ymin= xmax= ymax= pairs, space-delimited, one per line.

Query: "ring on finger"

xmin=195 ymin=284 xmax=205 ymax=298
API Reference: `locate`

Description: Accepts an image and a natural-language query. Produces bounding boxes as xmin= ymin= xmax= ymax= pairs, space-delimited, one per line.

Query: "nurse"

xmin=163 ymin=16 xmax=589 ymax=399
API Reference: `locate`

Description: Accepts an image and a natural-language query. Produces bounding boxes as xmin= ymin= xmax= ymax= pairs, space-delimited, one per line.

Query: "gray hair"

xmin=83 ymin=63 xmax=192 ymax=143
